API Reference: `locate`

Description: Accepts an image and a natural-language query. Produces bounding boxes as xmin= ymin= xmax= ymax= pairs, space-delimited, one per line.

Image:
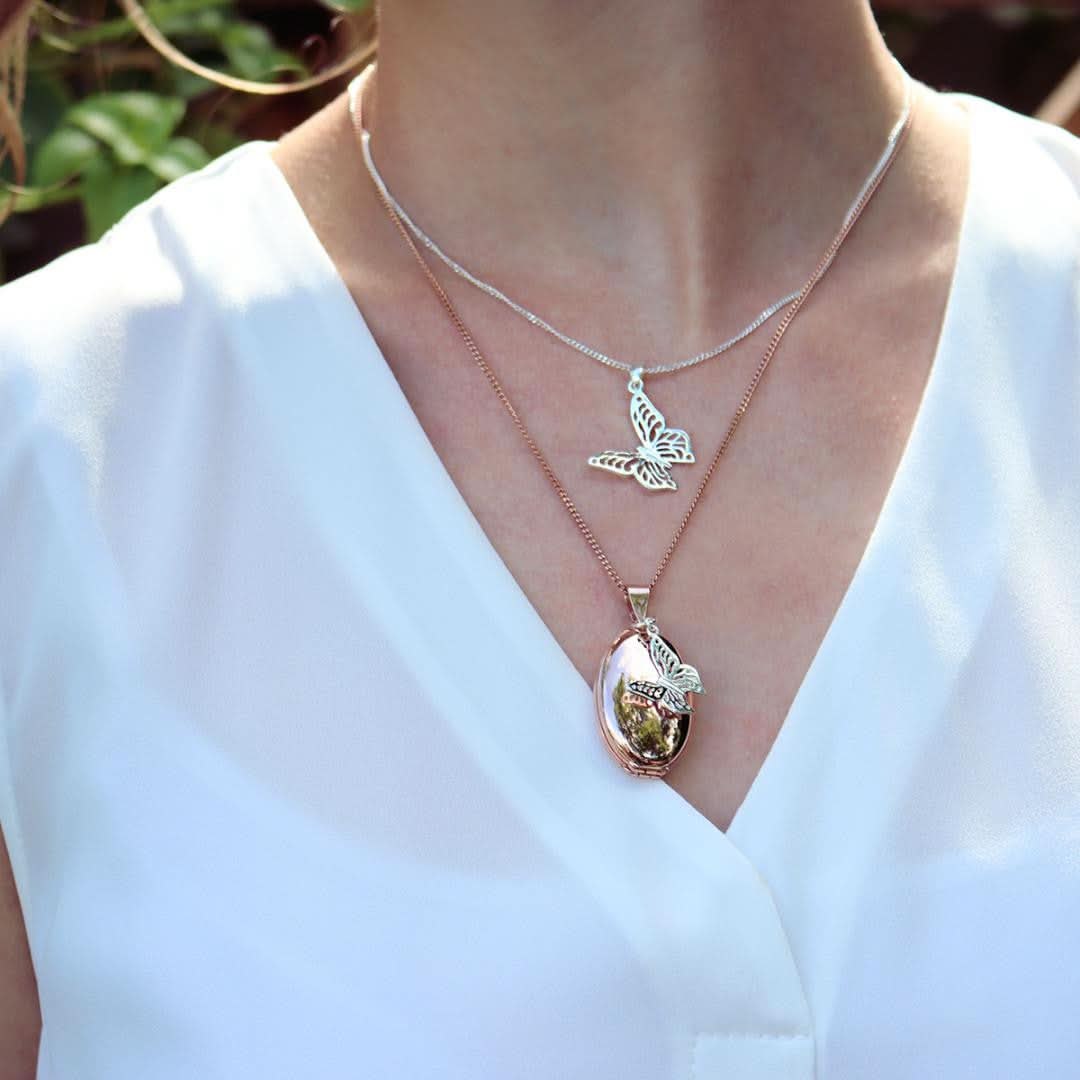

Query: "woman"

xmin=1 ymin=1 xmax=1078 ymax=1076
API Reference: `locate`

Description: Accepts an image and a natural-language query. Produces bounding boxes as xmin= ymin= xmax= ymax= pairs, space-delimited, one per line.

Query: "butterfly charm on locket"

xmin=587 ymin=368 xmax=694 ymax=492
xmin=627 ymin=627 xmax=704 ymax=715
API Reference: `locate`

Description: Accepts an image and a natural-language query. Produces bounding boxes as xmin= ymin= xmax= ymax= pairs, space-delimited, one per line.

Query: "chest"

xmin=354 ymin=263 xmax=951 ymax=831
xmin=266 ymin=89 xmax=981 ymax=833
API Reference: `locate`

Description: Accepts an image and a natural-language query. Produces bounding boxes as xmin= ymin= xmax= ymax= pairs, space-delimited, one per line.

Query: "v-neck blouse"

xmin=1 ymin=89 xmax=1079 ymax=1079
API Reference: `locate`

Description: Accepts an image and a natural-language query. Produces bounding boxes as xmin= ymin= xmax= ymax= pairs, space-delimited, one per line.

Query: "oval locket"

xmin=594 ymin=622 xmax=699 ymax=777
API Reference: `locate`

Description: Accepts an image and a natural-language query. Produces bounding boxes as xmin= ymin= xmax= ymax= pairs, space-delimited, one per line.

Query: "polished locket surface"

xmin=595 ymin=627 xmax=695 ymax=777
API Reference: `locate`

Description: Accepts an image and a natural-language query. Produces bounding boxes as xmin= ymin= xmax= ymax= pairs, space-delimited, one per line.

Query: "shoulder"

xmin=938 ymin=91 xmax=1080 ymax=410
xmin=961 ymin=90 xmax=1080 ymax=189
xmin=0 ymin=140 xmax=303 ymax=493
xmin=935 ymin=94 xmax=1080 ymax=516
xmin=0 ymin=138 xmax=285 ymax=381
xmin=956 ymin=92 xmax=1080 ymax=284
xmin=0 ymin=139 xmax=323 ymax=654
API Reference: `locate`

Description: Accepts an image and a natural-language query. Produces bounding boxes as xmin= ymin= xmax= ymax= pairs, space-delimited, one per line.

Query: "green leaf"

xmin=168 ymin=67 xmax=218 ymax=102
xmin=56 ymin=0 xmax=232 ymax=47
xmin=316 ymin=0 xmax=373 ymax=11
xmin=30 ymin=127 xmax=103 ymax=186
xmin=153 ymin=6 xmax=228 ymax=41
xmin=194 ymin=122 xmax=246 ymax=159
xmin=8 ymin=182 xmax=84 ymax=215
xmin=19 ymin=70 xmax=72 ymax=152
xmin=146 ymin=0 xmax=234 ymax=24
xmin=67 ymin=93 xmax=186 ymax=167
xmin=220 ymin=23 xmax=307 ymax=80
xmin=0 ymin=69 xmax=72 ymax=186
xmin=81 ymin=157 xmax=162 ymax=241
xmin=145 ymin=136 xmax=212 ymax=182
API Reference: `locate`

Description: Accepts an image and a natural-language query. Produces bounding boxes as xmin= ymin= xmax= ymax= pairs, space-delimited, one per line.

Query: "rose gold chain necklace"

xmin=349 ymin=65 xmax=916 ymax=777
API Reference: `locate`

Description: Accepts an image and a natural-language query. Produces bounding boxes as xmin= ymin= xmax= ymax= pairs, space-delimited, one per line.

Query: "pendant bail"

xmin=626 ymin=585 xmax=651 ymax=626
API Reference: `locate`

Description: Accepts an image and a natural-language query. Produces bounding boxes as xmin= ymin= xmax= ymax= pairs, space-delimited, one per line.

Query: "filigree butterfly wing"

xmin=652 ymin=426 xmax=694 ymax=465
xmin=587 ymin=450 xmax=638 ymax=477
xmin=628 ymin=390 xmax=694 ymax=490
xmin=627 ymin=678 xmax=691 ymax=714
xmin=647 ymin=632 xmax=704 ymax=713
xmin=630 ymin=458 xmax=677 ymax=491
xmin=629 ymin=388 xmax=667 ymax=447
xmin=669 ymin=664 xmax=704 ymax=694
xmin=623 ymin=679 xmax=682 ymax=714
xmin=647 ymin=632 xmax=682 ymax=680
xmin=589 ymin=447 xmax=674 ymax=489
xmin=625 ymin=680 xmax=667 ymax=706
xmin=653 ymin=640 xmax=704 ymax=697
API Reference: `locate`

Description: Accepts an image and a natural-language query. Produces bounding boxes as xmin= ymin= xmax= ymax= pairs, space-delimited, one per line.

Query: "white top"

xmin=1 ymin=90 xmax=1079 ymax=1080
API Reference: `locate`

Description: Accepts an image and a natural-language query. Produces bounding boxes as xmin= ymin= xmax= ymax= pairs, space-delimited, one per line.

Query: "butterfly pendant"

xmin=587 ymin=370 xmax=694 ymax=492
xmin=628 ymin=625 xmax=705 ymax=715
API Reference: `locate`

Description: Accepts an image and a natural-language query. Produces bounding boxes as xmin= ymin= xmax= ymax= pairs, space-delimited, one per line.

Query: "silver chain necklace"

xmin=347 ymin=63 xmax=914 ymax=492
xmin=352 ymin=60 xmax=916 ymax=777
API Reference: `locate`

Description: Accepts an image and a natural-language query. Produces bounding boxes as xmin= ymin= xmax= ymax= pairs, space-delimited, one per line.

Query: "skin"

xmin=0 ymin=828 xmax=38 ymax=1079
xmin=0 ymin=0 xmax=973 ymax=1068
xmin=271 ymin=0 xmax=970 ymax=832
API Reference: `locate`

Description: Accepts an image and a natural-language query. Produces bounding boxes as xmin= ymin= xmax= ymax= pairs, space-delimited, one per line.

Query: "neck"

xmin=366 ymin=1 xmax=909 ymax=351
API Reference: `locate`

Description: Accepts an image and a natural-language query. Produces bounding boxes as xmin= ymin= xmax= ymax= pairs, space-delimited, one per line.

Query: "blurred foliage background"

xmin=0 ymin=0 xmax=1077 ymax=283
